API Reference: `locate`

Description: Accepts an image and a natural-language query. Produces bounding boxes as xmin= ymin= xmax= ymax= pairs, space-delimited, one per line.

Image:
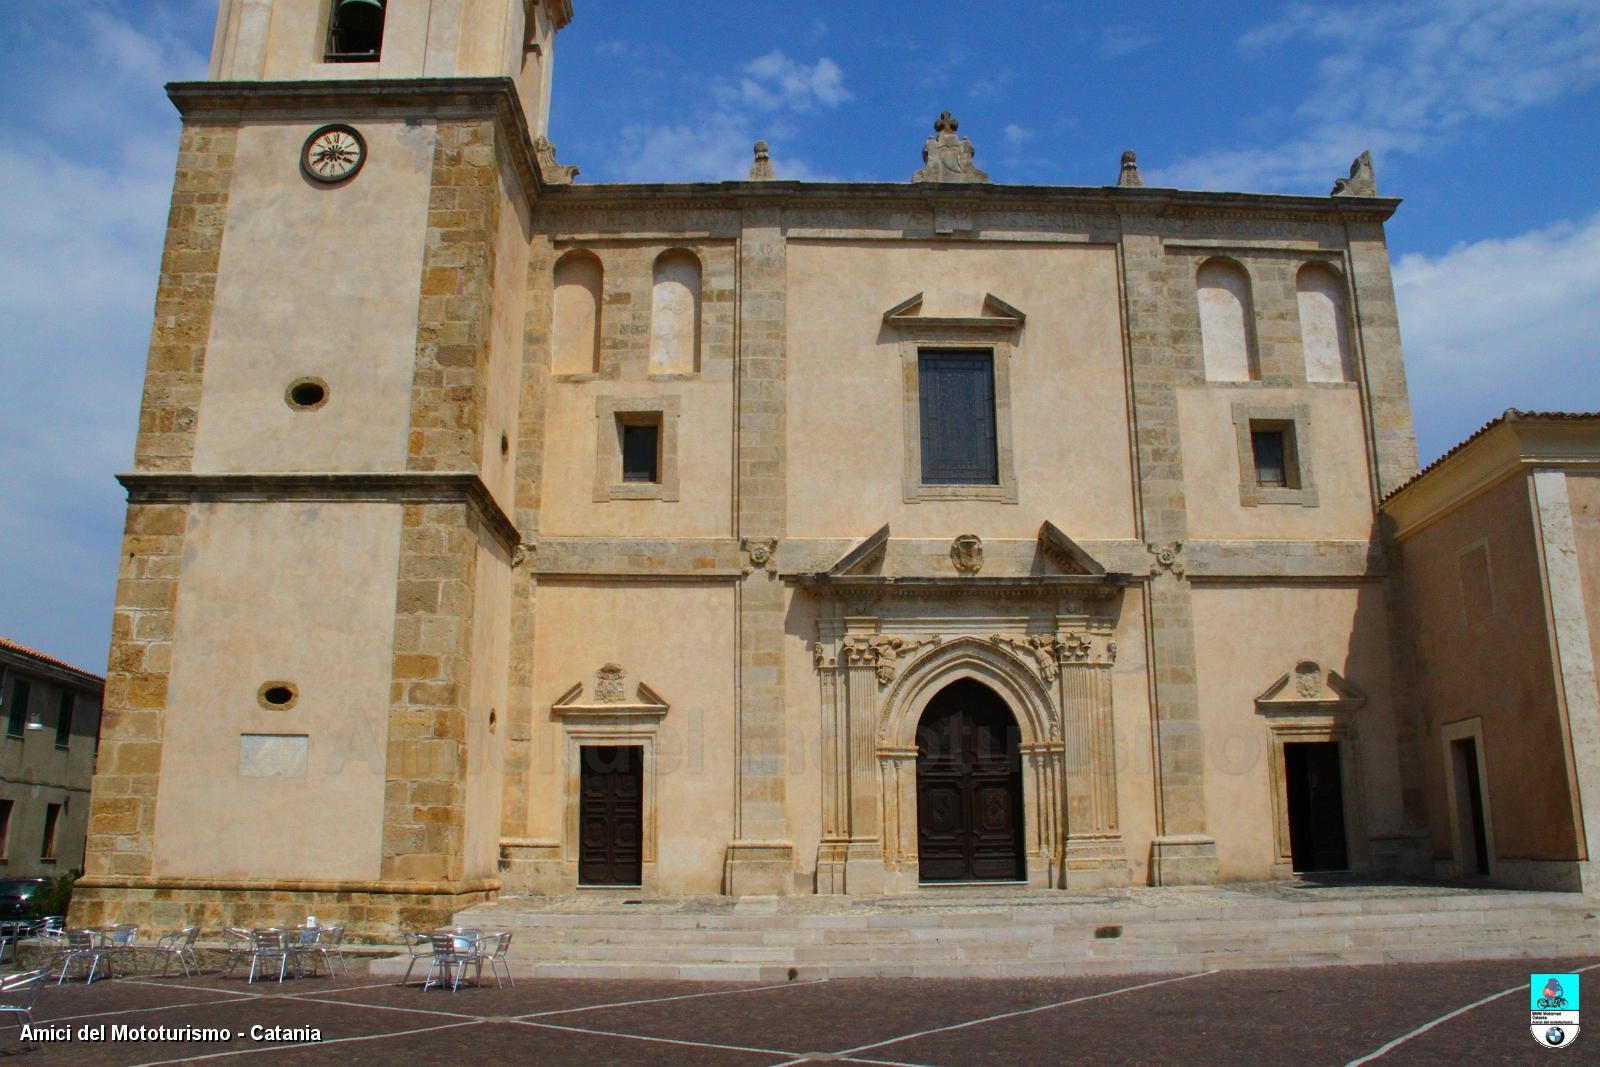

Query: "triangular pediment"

xmin=1255 ymin=661 xmax=1366 ymax=714
xmin=551 ymin=663 xmax=670 ymax=720
xmin=828 ymin=524 xmax=890 ymax=576
xmin=1036 ymin=521 xmax=1106 ymax=576
xmin=882 ymin=292 xmax=1025 ymax=331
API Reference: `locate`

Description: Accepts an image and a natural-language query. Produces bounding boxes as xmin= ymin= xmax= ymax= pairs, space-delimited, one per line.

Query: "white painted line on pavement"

xmin=771 ymin=970 xmax=1219 ymax=1065
xmin=1345 ymin=959 xmax=1600 ymax=1065
xmin=517 ymin=977 xmax=826 ymax=1019
xmin=123 ymin=1019 xmax=481 ymax=1067
xmin=518 ymin=1016 xmax=798 ymax=1057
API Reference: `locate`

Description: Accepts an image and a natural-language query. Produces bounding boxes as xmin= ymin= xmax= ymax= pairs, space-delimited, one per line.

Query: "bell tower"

xmin=73 ymin=1 xmax=573 ymax=933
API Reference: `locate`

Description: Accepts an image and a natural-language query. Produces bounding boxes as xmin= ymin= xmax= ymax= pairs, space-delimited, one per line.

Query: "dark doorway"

xmin=915 ymin=679 xmax=1025 ymax=882
xmin=578 ymin=745 xmax=643 ymax=886
xmin=1451 ymin=737 xmax=1491 ymax=876
xmin=1284 ymin=741 xmax=1349 ymax=872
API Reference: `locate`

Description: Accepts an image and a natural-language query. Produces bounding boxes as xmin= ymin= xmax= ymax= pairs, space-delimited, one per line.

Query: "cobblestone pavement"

xmin=3 ymin=955 xmax=1593 ymax=1065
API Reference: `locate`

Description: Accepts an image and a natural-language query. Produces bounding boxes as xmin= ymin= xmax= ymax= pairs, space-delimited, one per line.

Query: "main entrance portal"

xmin=915 ymin=679 xmax=1025 ymax=882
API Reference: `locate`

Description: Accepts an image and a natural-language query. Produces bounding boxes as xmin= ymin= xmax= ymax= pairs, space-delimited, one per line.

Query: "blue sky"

xmin=2 ymin=0 xmax=1598 ymax=672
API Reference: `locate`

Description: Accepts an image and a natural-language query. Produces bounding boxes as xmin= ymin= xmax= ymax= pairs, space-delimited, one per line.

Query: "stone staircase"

xmin=366 ymin=882 xmax=1600 ymax=981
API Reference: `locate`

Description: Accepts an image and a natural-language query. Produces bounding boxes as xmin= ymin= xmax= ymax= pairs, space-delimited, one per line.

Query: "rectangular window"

xmin=0 ymin=799 xmax=12 ymax=859
xmin=1251 ymin=429 xmax=1288 ymax=487
xmin=325 ymin=0 xmax=387 ymax=62
xmin=619 ymin=419 xmax=662 ymax=483
xmin=918 ymin=350 xmax=999 ymax=485
xmin=41 ymin=803 xmax=60 ymax=861
xmin=5 ymin=679 xmax=28 ymax=739
xmin=55 ymin=693 xmax=73 ymax=750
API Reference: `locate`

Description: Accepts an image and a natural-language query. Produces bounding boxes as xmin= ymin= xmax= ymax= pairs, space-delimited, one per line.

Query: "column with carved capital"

xmin=1058 ymin=627 xmax=1130 ymax=888
xmin=839 ymin=623 xmax=886 ymax=893
xmin=814 ymin=640 xmax=849 ymax=893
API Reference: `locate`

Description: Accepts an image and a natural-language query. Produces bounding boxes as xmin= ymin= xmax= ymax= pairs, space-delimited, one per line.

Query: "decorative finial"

xmin=748 ymin=140 xmax=775 ymax=181
xmin=1118 ymin=149 xmax=1143 ymax=187
xmin=913 ymin=110 xmax=990 ymax=184
xmin=533 ymin=136 xmax=579 ymax=185
xmin=1332 ymin=150 xmax=1377 ymax=196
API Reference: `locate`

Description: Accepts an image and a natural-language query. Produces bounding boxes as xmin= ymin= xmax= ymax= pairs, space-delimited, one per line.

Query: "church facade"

xmin=75 ymin=1 xmax=1445 ymax=933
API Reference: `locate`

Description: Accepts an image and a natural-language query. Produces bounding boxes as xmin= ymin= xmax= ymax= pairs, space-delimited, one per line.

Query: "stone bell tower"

xmin=73 ymin=0 xmax=574 ymax=933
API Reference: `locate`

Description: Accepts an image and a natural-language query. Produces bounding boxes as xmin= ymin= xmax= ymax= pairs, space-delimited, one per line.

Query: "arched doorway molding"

xmin=878 ymin=637 xmax=1064 ymax=889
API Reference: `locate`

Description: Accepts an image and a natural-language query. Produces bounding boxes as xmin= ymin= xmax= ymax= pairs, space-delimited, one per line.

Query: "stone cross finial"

xmin=1118 ymin=149 xmax=1143 ymax=187
xmin=913 ymin=110 xmax=990 ymax=183
xmin=748 ymin=140 xmax=775 ymax=180
xmin=1332 ymin=150 xmax=1377 ymax=196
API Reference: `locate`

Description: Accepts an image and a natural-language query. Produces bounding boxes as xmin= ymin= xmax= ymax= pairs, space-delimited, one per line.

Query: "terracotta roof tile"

xmin=1383 ymin=409 xmax=1600 ymax=503
xmin=0 ymin=635 xmax=104 ymax=685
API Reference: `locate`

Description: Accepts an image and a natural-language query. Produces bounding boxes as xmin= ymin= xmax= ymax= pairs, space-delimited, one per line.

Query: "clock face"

xmin=301 ymin=125 xmax=366 ymax=183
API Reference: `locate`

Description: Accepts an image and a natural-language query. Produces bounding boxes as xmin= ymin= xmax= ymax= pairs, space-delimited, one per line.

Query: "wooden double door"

xmin=578 ymin=745 xmax=643 ymax=886
xmin=915 ymin=679 xmax=1026 ymax=882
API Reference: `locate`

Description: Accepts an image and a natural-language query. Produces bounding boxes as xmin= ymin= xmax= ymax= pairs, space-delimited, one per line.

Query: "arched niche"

xmin=552 ymin=250 xmax=602 ymax=375
xmin=1297 ymin=262 xmax=1353 ymax=382
xmin=650 ymin=249 xmax=701 ymax=375
xmin=1197 ymin=258 xmax=1259 ymax=382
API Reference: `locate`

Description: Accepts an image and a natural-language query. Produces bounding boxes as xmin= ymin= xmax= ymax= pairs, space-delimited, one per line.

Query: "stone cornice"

xmin=166 ymin=77 xmax=545 ymax=204
xmin=75 ymin=875 xmax=501 ymax=895
xmin=1382 ymin=415 xmax=1600 ymax=540
xmin=117 ymin=471 xmax=521 ymax=553
xmin=538 ymin=180 xmax=1401 ymax=222
xmin=792 ymin=575 xmax=1129 ymax=601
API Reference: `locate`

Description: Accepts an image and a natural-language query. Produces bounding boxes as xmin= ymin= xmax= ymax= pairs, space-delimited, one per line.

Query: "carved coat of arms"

xmin=951 ymin=533 xmax=984 ymax=574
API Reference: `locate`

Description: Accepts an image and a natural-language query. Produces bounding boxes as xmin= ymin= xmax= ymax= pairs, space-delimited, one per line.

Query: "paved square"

xmin=4 ymin=956 xmax=1592 ymax=1065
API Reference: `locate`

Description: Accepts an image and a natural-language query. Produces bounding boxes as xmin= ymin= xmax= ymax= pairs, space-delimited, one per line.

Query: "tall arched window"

xmin=552 ymin=250 xmax=602 ymax=375
xmin=650 ymin=250 xmax=701 ymax=375
xmin=1197 ymin=258 xmax=1258 ymax=382
xmin=1297 ymin=263 xmax=1353 ymax=383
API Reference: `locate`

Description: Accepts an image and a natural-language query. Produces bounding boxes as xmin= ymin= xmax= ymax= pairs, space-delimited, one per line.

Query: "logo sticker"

xmin=1531 ymin=972 xmax=1580 ymax=1049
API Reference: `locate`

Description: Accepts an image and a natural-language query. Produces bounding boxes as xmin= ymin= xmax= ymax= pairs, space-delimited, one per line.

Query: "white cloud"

xmin=1003 ymin=124 xmax=1034 ymax=148
xmin=733 ymin=51 xmax=852 ymax=112
xmin=0 ymin=2 xmax=207 ymax=670
xmin=610 ymin=51 xmax=851 ymax=181
xmin=1394 ymin=211 xmax=1600 ymax=461
xmin=1099 ymin=25 xmax=1154 ymax=59
xmin=1152 ymin=0 xmax=1600 ymax=192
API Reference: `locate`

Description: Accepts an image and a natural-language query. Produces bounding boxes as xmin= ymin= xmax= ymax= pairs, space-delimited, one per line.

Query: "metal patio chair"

xmin=222 ymin=927 xmax=253 ymax=978
xmin=421 ymin=932 xmax=482 ymax=992
xmin=246 ymin=928 xmax=293 ymax=984
xmin=103 ymin=924 xmax=140 ymax=977
xmin=0 ymin=969 xmax=47 ymax=1029
xmin=308 ymin=924 xmax=349 ymax=977
xmin=399 ymin=931 xmax=433 ymax=987
xmin=481 ymin=931 xmax=514 ymax=988
xmin=55 ymin=930 xmax=113 ymax=985
xmin=150 ymin=926 xmax=201 ymax=978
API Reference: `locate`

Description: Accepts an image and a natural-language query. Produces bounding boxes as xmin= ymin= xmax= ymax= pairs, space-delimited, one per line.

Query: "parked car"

xmin=0 ymin=878 xmax=48 ymax=921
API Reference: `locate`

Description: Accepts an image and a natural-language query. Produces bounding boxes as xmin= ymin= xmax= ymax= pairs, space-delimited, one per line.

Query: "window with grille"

xmin=918 ymin=350 xmax=999 ymax=485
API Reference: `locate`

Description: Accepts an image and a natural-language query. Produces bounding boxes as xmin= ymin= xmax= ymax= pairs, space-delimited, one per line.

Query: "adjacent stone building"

xmin=72 ymin=0 xmax=1511 ymax=933
xmin=1384 ymin=411 xmax=1600 ymax=894
xmin=0 ymin=637 xmax=104 ymax=877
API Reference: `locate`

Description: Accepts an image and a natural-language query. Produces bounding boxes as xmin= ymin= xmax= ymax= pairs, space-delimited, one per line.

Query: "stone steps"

xmin=365 ymin=886 xmax=1600 ymax=981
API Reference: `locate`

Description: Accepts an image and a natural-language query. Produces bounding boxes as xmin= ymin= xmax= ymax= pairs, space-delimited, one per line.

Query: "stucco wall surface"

xmin=524 ymin=581 xmax=736 ymax=894
xmin=1189 ymin=582 xmax=1400 ymax=880
xmin=192 ymin=120 xmax=435 ymax=474
xmin=1398 ymin=473 xmax=1578 ymax=861
xmin=153 ymin=501 xmax=401 ymax=880
xmin=785 ymin=242 xmax=1135 ymax=540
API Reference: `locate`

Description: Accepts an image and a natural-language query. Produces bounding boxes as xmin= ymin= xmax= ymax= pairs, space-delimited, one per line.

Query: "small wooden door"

xmin=1284 ymin=741 xmax=1349 ymax=872
xmin=578 ymin=745 xmax=643 ymax=886
xmin=916 ymin=679 xmax=1025 ymax=882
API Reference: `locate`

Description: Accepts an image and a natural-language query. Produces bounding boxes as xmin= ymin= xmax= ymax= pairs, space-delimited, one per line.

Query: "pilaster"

xmin=1119 ymin=222 xmax=1217 ymax=884
xmin=725 ymin=204 xmax=795 ymax=893
xmin=380 ymin=118 xmax=504 ymax=885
